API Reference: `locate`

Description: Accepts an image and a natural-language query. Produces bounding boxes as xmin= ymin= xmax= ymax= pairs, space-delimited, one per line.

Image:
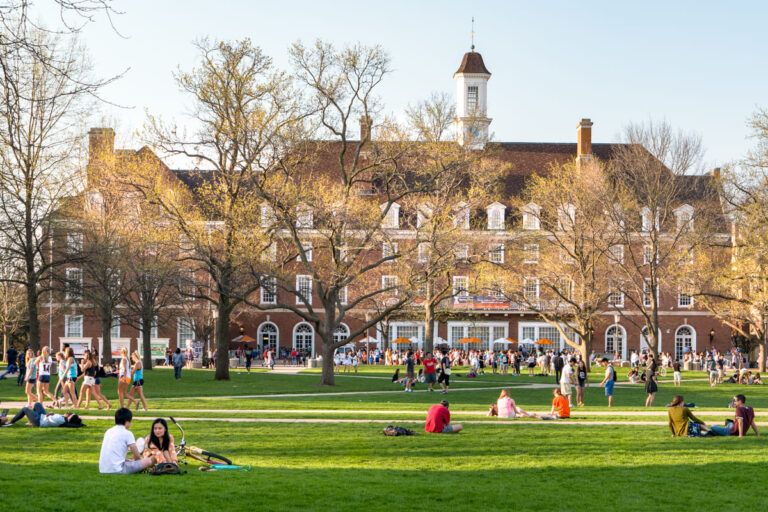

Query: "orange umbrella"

xmin=393 ymin=337 xmax=412 ymax=345
xmin=505 ymin=337 xmax=517 ymax=343
xmin=458 ymin=337 xmax=482 ymax=344
xmin=537 ymin=338 xmax=554 ymax=345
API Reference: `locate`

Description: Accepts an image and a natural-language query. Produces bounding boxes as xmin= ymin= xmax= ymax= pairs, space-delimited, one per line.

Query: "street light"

xmin=709 ymin=329 xmax=715 ymax=346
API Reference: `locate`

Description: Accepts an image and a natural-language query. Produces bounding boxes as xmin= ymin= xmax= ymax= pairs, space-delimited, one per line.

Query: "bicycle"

xmin=170 ymin=416 xmax=234 ymax=467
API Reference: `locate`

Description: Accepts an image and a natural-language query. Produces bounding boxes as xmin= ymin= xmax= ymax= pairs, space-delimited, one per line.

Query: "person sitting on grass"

xmin=495 ymin=389 xmax=537 ymax=419
xmin=753 ymin=373 xmax=763 ymax=385
xmin=667 ymin=395 xmax=707 ymax=437
xmin=141 ymin=418 xmax=177 ymax=464
xmin=1 ymin=402 xmax=82 ymax=428
xmin=99 ymin=408 xmax=156 ymax=474
xmin=540 ymin=388 xmax=570 ymax=420
xmin=708 ymin=394 xmax=759 ymax=438
xmin=425 ymin=400 xmax=462 ymax=433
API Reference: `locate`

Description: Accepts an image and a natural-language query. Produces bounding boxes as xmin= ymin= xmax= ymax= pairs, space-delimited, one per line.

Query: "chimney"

xmin=576 ymin=118 xmax=593 ymax=159
xmin=87 ymin=127 xmax=115 ymax=187
xmin=359 ymin=115 xmax=372 ymax=142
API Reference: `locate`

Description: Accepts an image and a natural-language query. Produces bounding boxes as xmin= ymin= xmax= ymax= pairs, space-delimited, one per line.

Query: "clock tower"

xmin=454 ymin=49 xmax=491 ymax=149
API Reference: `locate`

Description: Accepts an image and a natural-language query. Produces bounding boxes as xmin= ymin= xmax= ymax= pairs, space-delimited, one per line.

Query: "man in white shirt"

xmin=559 ymin=358 xmax=576 ymax=406
xmin=99 ymin=408 xmax=155 ymax=474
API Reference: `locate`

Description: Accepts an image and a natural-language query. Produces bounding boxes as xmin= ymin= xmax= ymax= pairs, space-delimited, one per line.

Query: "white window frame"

xmin=454 ymin=243 xmax=469 ymax=261
xmin=296 ymin=275 xmax=312 ymax=305
xmin=261 ymin=276 xmax=277 ymax=304
xmin=417 ymin=242 xmax=429 ymax=263
xmin=674 ymin=325 xmax=696 ymax=361
xmin=517 ymin=321 xmax=576 ymax=352
xmin=678 ymin=290 xmax=694 ymax=308
xmin=66 ymin=232 xmax=83 ymax=255
xmin=642 ymin=278 xmax=659 ymax=308
xmin=453 ymin=202 xmax=470 ymax=229
xmin=416 ymin=204 xmax=432 ymax=229
xmin=452 ymin=276 xmax=469 ymax=303
xmin=489 ymin=243 xmax=505 ymax=264
xmin=607 ymin=282 xmax=624 ymax=308
xmin=605 ymin=324 xmax=627 ymax=359
xmin=486 ymin=203 xmax=506 ymax=230
xmin=65 ymin=268 xmax=83 ymax=301
xmin=557 ymin=277 xmax=573 ymax=301
xmin=177 ymin=317 xmax=195 ymax=346
xmin=382 ymin=275 xmax=399 ymax=296
xmin=448 ymin=320 xmax=508 ymax=350
xmin=110 ymin=315 xmax=120 ymax=339
xmin=609 ymin=245 xmax=624 ymax=264
xmin=521 ymin=203 xmax=541 ymax=230
xmin=382 ymin=242 xmax=398 ymax=263
xmin=296 ymin=205 xmax=313 ymax=229
xmin=523 ymin=243 xmax=540 ymax=264
xmin=380 ymin=202 xmax=400 ymax=229
xmin=297 ymin=242 xmax=313 ymax=262
xmin=64 ymin=314 xmax=83 ymax=338
xmin=674 ymin=204 xmax=694 ymax=232
xmin=467 ymin=85 xmax=479 ymax=111
xmin=557 ymin=203 xmax=576 ymax=231
xmin=640 ymin=207 xmax=660 ymax=232
xmin=523 ymin=277 xmax=540 ymax=303
xmin=339 ymin=285 xmax=348 ymax=305
xmin=260 ymin=204 xmax=276 ymax=229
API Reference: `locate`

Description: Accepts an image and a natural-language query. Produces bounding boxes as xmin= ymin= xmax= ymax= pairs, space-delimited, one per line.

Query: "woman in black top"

xmin=576 ymin=360 xmax=588 ymax=406
xmin=645 ymin=356 xmax=658 ymax=407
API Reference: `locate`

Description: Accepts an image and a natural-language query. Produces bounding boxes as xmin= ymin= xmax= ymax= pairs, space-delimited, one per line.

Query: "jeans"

xmin=709 ymin=424 xmax=733 ymax=436
xmin=11 ymin=403 xmax=45 ymax=426
xmin=174 ymin=365 xmax=182 ymax=379
xmin=17 ymin=367 xmax=25 ymax=386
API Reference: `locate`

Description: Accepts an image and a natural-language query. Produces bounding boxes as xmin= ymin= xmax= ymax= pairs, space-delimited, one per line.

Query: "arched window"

xmin=486 ymin=202 xmax=506 ymax=230
xmin=675 ymin=325 xmax=696 ymax=361
xmin=258 ymin=322 xmax=279 ymax=352
xmin=293 ymin=323 xmax=314 ymax=356
xmin=333 ymin=324 xmax=350 ymax=345
xmin=605 ymin=324 xmax=626 ymax=359
xmin=521 ymin=203 xmax=541 ymax=230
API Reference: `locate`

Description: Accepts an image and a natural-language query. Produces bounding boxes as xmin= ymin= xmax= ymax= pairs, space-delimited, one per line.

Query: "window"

xmin=339 ymin=285 xmax=348 ymax=305
xmin=64 ymin=315 xmax=83 ymax=338
xmin=674 ymin=204 xmax=694 ymax=232
xmin=523 ymin=277 xmax=539 ymax=303
xmin=643 ymin=245 xmax=655 ymax=265
xmin=293 ymin=323 xmax=314 ymax=353
xmin=140 ymin=316 xmax=159 ymax=339
xmin=296 ymin=275 xmax=312 ymax=305
xmin=416 ymin=204 xmax=432 ymax=228
xmin=297 ymin=242 xmax=313 ymax=262
xmin=333 ymin=324 xmax=350 ymax=345
xmin=448 ymin=321 xmax=508 ymax=350
xmin=338 ymin=245 xmax=349 ymax=263
xmin=609 ymin=245 xmax=624 ymax=264
xmin=557 ymin=203 xmax=576 ymax=231
xmin=262 ymin=243 xmax=277 ymax=262
xmin=643 ymin=279 xmax=658 ymax=308
xmin=521 ymin=203 xmax=540 ymax=230
xmin=452 ymin=276 xmax=469 ymax=303
xmin=259 ymin=322 xmax=278 ymax=352
xmin=382 ymin=275 xmax=399 ymax=295
xmin=467 ymin=85 xmax=479 ymax=111
xmin=110 ymin=316 xmax=120 ymax=339
xmin=489 ymin=244 xmax=505 ymax=264
xmin=640 ymin=207 xmax=659 ymax=232
xmin=177 ymin=318 xmax=195 ymax=346
xmin=381 ymin=203 xmax=400 ymax=229
xmin=557 ymin=278 xmax=573 ymax=301
xmin=65 ymin=268 xmax=83 ymax=301
xmin=261 ymin=276 xmax=277 ymax=304
xmin=454 ymin=243 xmax=469 ymax=261
xmin=179 ymin=268 xmax=196 ymax=299
xmin=454 ymin=203 xmax=470 ymax=229
xmin=66 ymin=232 xmax=83 ymax=255
xmin=560 ymin=249 xmax=575 ymax=264
xmin=296 ymin=205 xmax=313 ymax=228
xmin=674 ymin=326 xmax=695 ymax=361
xmin=607 ymin=282 xmax=624 ymax=308
xmin=260 ymin=205 xmax=276 ymax=229
xmin=417 ymin=242 xmax=429 ymax=263
xmin=107 ymin=268 xmax=121 ymax=293
xmin=487 ymin=203 xmax=505 ymax=230
xmin=678 ymin=289 xmax=693 ymax=308
xmin=382 ymin=242 xmax=398 ymax=263
xmin=523 ymin=244 xmax=540 ymax=264
xmin=605 ymin=325 xmax=626 ymax=357
xmin=389 ymin=323 xmax=423 ymax=345
xmin=488 ymin=285 xmax=505 ymax=301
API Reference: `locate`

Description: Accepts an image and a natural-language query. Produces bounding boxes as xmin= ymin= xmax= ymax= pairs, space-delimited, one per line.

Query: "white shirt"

xmin=560 ymin=364 xmax=574 ymax=385
xmin=39 ymin=414 xmax=66 ymax=427
xmin=99 ymin=425 xmax=136 ymax=474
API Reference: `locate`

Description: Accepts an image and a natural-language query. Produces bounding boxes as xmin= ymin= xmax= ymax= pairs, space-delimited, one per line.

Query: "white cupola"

xmin=454 ymin=49 xmax=491 ymax=150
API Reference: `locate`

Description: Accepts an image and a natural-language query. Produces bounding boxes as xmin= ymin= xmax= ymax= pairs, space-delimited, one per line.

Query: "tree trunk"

xmin=214 ymin=301 xmax=232 ymax=380
xmin=141 ymin=313 xmax=153 ymax=370
xmin=26 ymin=282 xmax=40 ymax=352
xmin=582 ymin=330 xmax=592 ymax=372
xmin=759 ymin=328 xmax=766 ymax=372
xmin=320 ymin=342 xmax=335 ymax=386
xmin=101 ymin=315 xmax=112 ymax=366
xmin=423 ymin=302 xmax=435 ymax=354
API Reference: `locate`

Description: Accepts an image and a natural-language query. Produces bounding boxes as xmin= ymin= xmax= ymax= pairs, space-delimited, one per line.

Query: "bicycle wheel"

xmin=199 ymin=450 xmax=232 ymax=466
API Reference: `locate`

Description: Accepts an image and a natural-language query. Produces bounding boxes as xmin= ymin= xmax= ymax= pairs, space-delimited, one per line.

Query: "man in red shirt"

xmin=425 ymin=400 xmax=463 ymax=433
xmin=422 ymin=352 xmax=437 ymax=392
xmin=710 ymin=394 xmax=759 ymax=437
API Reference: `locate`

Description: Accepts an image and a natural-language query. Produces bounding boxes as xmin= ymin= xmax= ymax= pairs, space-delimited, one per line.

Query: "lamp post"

xmin=709 ymin=329 xmax=715 ymax=347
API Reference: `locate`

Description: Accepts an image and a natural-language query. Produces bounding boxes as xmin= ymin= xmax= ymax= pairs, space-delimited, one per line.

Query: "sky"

xmin=37 ymin=0 xmax=768 ymax=169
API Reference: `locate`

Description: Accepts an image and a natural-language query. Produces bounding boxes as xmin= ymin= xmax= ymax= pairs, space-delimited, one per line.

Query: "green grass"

xmin=1 ymin=364 xmax=766 ymax=511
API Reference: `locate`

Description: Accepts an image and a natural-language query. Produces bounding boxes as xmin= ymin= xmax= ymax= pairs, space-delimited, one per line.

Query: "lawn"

xmin=0 ymin=365 xmax=764 ymax=511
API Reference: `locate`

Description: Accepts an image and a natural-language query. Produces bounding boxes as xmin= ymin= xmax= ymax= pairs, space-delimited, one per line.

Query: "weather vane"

xmin=471 ymin=17 xmax=475 ymax=51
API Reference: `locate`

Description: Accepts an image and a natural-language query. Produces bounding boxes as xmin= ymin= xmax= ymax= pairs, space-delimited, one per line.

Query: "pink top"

xmin=497 ymin=397 xmax=516 ymax=418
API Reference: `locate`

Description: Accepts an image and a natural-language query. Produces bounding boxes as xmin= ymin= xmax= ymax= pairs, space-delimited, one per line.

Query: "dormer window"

xmin=486 ymin=202 xmax=505 ymax=230
xmin=260 ymin=204 xmax=276 ymax=229
xmin=674 ymin=204 xmax=694 ymax=232
xmin=296 ymin=205 xmax=313 ymax=229
xmin=521 ymin=203 xmax=541 ymax=231
xmin=640 ymin=207 xmax=659 ymax=232
xmin=467 ymin=86 xmax=479 ymax=111
xmin=557 ymin=203 xmax=575 ymax=231
xmin=416 ymin=204 xmax=433 ymax=229
xmin=454 ymin=202 xmax=470 ymax=229
xmin=381 ymin=202 xmax=400 ymax=229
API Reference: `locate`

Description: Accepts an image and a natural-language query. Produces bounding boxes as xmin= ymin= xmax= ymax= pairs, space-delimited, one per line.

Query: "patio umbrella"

xmin=393 ymin=337 xmax=412 ymax=345
xmin=506 ymin=337 xmax=517 ymax=343
xmin=537 ymin=338 xmax=554 ymax=345
xmin=458 ymin=337 xmax=482 ymax=344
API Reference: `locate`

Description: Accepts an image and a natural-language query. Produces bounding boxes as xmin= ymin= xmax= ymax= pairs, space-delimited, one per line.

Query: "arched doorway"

xmin=258 ymin=322 xmax=279 ymax=353
xmin=605 ymin=324 xmax=626 ymax=360
xmin=675 ymin=325 xmax=696 ymax=361
xmin=333 ymin=324 xmax=350 ymax=346
xmin=293 ymin=322 xmax=314 ymax=358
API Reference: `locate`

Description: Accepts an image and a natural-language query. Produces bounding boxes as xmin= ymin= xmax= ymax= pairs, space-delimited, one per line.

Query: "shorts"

xmin=27 ymin=377 xmax=37 ymax=384
xmin=121 ymin=459 xmax=150 ymax=474
xmin=132 ymin=379 xmax=144 ymax=388
xmin=120 ymin=377 xmax=132 ymax=385
xmin=560 ymin=383 xmax=572 ymax=395
xmin=95 ymin=377 xmax=101 ymax=385
xmin=673 ymin=371 xmax=681 ymax=381
xmin=39 ymin=375 xmax=50 ymax=383
xmin=710 ymin=371 xmax=718 ymax=379
xmin=441 ymin=424 xmax=459 ymax=433
xmin=438 ymin=373 xmax=450 ymax=386
xmin=84 ymin=376 xmax=96 ymax=386
xmin=605 ymin=381 xmax=615 ymax=396
xmin=405 ymin=371 xmax=415 ymax=380
xmin=424 ymin=373 xmax=436 ymax=384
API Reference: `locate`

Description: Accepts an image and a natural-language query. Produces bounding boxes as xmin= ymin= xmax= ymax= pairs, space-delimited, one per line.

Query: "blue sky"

xmin=45 ymin=0 xmax=768 ymax=167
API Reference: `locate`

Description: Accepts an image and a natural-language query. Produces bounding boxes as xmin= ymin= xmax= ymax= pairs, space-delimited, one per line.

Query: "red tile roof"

xmin=454 ymin=51 xmax=491 ymax=76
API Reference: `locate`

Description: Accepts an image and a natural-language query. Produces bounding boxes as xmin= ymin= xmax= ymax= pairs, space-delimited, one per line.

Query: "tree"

xmin=137 ymin=38 xmax=300 ymax=380
xmin=479 ymin=158 xmax=619 ymax=364
xmin=252 ymin=41 xmax=438 ymax=386
xmin=0 ymin=25 xmax=100 ymax=351
xmin=606 ymin=120 xmax=716 ymax=358
xmin=0 ymin=275 xmax=26 ymax=361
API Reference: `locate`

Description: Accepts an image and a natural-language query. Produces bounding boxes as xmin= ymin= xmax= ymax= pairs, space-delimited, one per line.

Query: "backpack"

xmin=150 ymin=462 xmax=181 ymax=475
xmin=383 ymin=425 xmax=415 ymax=437
xmin=611 ymin=365 xmax=617 ymax=382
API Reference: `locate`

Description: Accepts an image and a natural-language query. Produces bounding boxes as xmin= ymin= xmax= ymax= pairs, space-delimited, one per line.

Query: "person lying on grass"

xmin=1 ymin=402 xmax=83 ymax=428
xmin=425 ymin=400 xmax=462 ymax=433
xmin=667 ymin=395 xmax=707 ymax=437
xmin=492 ymin=389 xmax=537 ymax=419
xmin=539 ymin=388 xmax=570 ymax=420
xmin=99 ymin=407 xmax=156 ymax=474
xmin=708 ymin=394 xmax=759 ymax=438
